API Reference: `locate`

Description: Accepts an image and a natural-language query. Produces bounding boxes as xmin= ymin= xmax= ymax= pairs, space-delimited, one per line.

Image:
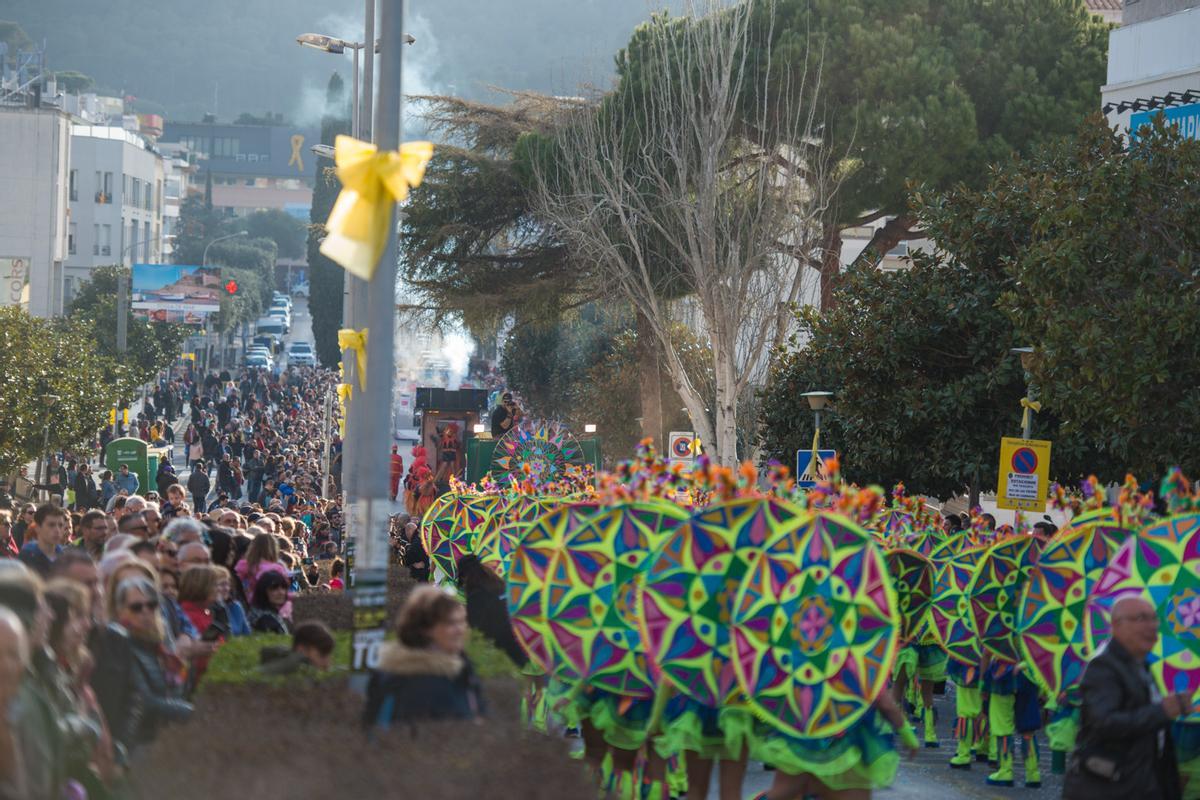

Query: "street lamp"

xmin=296 ymin=30 xmax=415 ymax=138
xmin=801 ymin=391 xmax=833 ymax=438
xmin=1010 ymin=347 xmax=1037 ymax=439
xmin=201 ymin=230 xmax=248 ymax=267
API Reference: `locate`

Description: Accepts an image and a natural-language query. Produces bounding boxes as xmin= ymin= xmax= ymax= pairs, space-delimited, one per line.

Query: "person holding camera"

xmin=1065 ymin=595 xmax=1186 ymax=799
xmin=490 ymin=391 xmax=522 ymax=438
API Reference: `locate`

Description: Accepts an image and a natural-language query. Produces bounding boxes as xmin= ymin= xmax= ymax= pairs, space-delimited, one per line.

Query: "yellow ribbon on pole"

xmin=1019 ymin=396 xmax=1042 ymax=433
xmin=318 ymin=135 xmax=434 ymax=280
xmin=336 ymin=383 xmax=352 ymax=437
xmin=338 ymin=328 xmax=369 ymax=392
xmin=808 ymin=426 xmax=822 ymax=481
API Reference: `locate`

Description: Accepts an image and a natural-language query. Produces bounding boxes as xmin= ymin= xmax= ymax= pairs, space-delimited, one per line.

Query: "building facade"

xmin=158 ymin=121 xmax=319 ymax=219
xmin=64 ymin=125 xmax=165 ymax=304
xmin=1102 ymin=1 xmax=1200 ymax=133
xmin=0 ymin=106 xmax=72 ymax=317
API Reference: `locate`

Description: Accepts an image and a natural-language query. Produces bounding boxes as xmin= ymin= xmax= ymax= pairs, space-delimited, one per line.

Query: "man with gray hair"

xmin=1065 ymin=595 xmax=1187 ymax=799
xmin=162 ymin=517 xmax=206 ymax=547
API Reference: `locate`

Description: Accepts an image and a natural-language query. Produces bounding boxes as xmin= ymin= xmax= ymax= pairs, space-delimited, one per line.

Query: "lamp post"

xmin=201 ymin=230 xmax=247 ymax=267
xmin=800 ymin=391 xmax=833 ymax=482
xmin=1010 ymin=346 xmax=1036 ymax=439
xmin=34 ymin=395 xmax=61 ymax=503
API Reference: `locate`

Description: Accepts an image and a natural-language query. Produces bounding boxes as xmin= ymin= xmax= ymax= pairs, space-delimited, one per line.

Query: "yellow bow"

xmin=1020 ymin=396 xmax=1042 ymax=432
xmin=336 ymin=383 xmax=352 ymax=437
xmin=338 ymin=328 xmax=369 ymax=392
xmin=319 ymin=135 xmax=434 ymax=280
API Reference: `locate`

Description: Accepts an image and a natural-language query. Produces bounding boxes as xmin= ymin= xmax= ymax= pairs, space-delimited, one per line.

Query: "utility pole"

xmin=339 ymin=0 xmax=376 ymax=522
xmin=116 ymin=271 xmax=128 ymax=353
xmin=349 ymin=0 xmax=402 ymax=674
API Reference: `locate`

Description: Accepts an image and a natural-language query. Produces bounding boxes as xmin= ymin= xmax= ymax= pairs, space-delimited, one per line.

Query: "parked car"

xmin=287 ymin=342 xmax=316 ymax=367
xmin=245 ymin=353 xmax=271 ymax=369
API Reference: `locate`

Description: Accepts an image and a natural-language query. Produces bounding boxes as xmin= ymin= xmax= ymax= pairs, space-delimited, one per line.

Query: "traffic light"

xmin=224 ymin=280 xmax=239 ymax=295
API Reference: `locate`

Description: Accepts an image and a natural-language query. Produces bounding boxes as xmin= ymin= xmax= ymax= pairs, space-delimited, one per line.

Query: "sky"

xmin=10 ymin=0 xmax=682 ymax=124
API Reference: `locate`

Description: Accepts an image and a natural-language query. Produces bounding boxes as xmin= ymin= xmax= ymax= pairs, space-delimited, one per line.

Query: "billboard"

xmin=132 ymin=263 xmax=222 ymax=321
xmin=0 ymin=258 xmax=30 ymax=309
xmin=1130 ymin=102 xmax=1200 ymax=143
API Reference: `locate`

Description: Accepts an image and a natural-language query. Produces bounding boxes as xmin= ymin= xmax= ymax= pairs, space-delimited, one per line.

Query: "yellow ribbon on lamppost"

xmin=1020 ymin=396 xmax=1042 ymax=434
xmin=336 ymin=382 xmax=353 ymax=437
xmin=338 ymin=328 xmax=369 ymax=392
xmin=318 ymin=135 xmax=434 ymax=280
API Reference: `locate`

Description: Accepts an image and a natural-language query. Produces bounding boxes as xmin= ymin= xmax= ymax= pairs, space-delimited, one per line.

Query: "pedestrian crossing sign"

xmin=795 ymin=449 xmax=837 ymax=488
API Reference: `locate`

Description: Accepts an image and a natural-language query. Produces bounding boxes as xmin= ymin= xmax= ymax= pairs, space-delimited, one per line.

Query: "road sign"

xmin=796 ymin=449 xmax=837 ymax=488
xmin=997 ymin=437 xmax=1052 ymax=511
xmin=668 ymin=431 xmax=697 ymax=467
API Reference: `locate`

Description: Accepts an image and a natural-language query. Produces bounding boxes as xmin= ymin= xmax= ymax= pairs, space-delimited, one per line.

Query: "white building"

xmin=64 ymin=125 xmax=165 ymax=305
xmin=1102 ymin=1 xmax=1200 ymax=133
xmin=157 ymin=143 xmax=196 ymax=263
xmin=0 ymin=106 xmax=72 ymax=317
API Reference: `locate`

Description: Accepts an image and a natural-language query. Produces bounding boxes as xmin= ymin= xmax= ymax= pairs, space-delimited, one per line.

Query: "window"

xmin=212 ymin=136 xmax=240 ymax=158
xmin=131 ymin=178 xmax=140 ymax=209
xmin=95 ymin=170 xmax=110 ymax=204
xmin=128 ymin=223 xmax=138 ymax=263
xmin=100 ymin=225 xmax=112 ymax=256
xmin=143 ymin=221 xmax=151 ymax=261
xmin=104 ymin=172 xmax=113 ymax=197
xmin=157 ymin=180 xmax=163 ymax=214
xmin=144 ymin=181 xmax=152 ymax=211
xmin=93 ymin=224 xmax=100 ymax=255
xmin=124 ymin=174 xmax=131 ymax=201
xmin=68 ymin=223 xmax=76 ymax=255
xmin=69 ymin=170 xmax=78 ymax=202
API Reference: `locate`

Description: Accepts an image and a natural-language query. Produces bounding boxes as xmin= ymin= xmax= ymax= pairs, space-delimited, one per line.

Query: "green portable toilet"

xmin=105 ymin=438 xmax=150 ymax=496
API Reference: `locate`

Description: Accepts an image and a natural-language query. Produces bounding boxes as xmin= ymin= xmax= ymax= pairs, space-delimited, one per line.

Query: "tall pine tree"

xmin=308 ymin=72 xmax=350 ymax=368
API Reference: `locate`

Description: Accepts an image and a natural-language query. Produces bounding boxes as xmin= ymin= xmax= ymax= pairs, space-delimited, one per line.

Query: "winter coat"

xmin=186 ymin=470 xmax=210 ymax=499
xmin=247 ymin=606 xmax=290 ymax=635
xmin=1064 ymin=638 xmax=1181 ymax=800
xmin=92 ymin=624 xmax=193 ymax=753
xmin=362 ymin=642 xmax=485 ymax=728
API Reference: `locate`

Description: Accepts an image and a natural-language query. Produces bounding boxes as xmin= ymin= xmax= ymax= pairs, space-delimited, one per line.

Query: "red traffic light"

xmin=224 ymin=280 xmax=239 ymax=295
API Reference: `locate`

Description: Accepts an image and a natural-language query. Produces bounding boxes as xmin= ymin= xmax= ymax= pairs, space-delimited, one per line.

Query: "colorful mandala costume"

xmin=966 ymin=536 xmax=1042 ymax=665
xmin=929 ymin=544 xmax=989 ymax=667
xmin=543 ymin=501 xmax=689 ymax=749
xmin=419 ymin=493 xmax=499 ymax=580
xmin=638 ymin=497 xmax=801 ymax=760
xmin=731 ymin=509 xmax=903 ymax=789
xmin=1089 ymin=513 xmax=1200 ymax=719
xmin=1016 ymin=510 xmax=1135 ymax=706
xmin=506 ymin=502 xmax=600 ymax=672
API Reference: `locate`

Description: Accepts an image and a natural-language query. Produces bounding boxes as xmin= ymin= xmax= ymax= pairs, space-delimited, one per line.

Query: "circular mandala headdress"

xmin=929 ymin=543 xmax=990 ymax=666
xmin=491 ymin=420 xmax=585 ymax=489
xmin=730 ymin=509 xmax=899 ymax=738
xmin=885 ymin=548 xmax=934 ymax=642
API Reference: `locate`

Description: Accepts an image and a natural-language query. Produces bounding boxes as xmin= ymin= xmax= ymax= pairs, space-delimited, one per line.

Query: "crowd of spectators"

xmin=0 ymin=365 xmax=349 ymax=798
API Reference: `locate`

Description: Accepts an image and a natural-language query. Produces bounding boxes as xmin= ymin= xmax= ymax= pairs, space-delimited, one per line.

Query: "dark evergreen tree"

xmin=308 ymin=72 xmax=349 ymax=368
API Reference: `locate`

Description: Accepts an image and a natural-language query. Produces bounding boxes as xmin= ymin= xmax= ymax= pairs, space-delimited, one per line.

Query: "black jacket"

xmin=465 ymin=585 xmax=528 ymax=668
xmin=363 ymin=643 xmax=485 ymax=728
xmin=92 ymin=624 xmax=192 ymax=752
xmin=1064 ymin=639 xmax=1181 ymax=800
xmin=73 ymin=472 xmax=98 ymax=509
xmin=187 ymin=469 xmax=210 ymax=498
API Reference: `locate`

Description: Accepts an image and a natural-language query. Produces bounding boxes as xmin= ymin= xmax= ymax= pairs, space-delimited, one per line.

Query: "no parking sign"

xmin=668 ymin=431 xmax=697 ymax=467
xmin=997 ymin=437 xmax=1052 ymax=511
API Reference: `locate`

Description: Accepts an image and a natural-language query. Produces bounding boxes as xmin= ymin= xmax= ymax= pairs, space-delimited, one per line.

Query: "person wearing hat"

xmin=490 ymin=391 xmax=522 ymax=438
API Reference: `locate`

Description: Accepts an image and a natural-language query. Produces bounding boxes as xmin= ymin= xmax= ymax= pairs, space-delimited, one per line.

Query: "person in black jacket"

xmin=73 ymin=463 xmax=99 ymax=510
xmin=363 ymin=586 xmax=485 ymax=728
xmin=187 ymin=464 xmax=210 ymax=513
xmin=93 ymin=575 xmax=193 ymax=753
xmin=401 ymin=521 xmax=430 ymax=583
xmin=1065 ymin=595 xmax=1187 ymax=800
xmin=456 ymin=554 xmax=527 ymax=668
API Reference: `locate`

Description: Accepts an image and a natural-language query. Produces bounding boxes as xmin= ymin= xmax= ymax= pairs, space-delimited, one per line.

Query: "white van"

xmin=255 ymin=316 xmax=285 ymax=339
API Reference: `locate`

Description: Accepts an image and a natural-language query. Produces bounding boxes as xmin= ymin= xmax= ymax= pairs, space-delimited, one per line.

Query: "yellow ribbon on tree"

xmin=338 ymin=328 xmax=369 ymax=392
xmin=1020 ymin=396 xmax=1042 ymax=433
xmin=319 ymin=135 xmax=434 ymax=280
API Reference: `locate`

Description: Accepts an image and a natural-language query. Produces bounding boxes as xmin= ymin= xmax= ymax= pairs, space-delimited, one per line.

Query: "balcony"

xmin=95 ymin=192 xmax=111 ymax=204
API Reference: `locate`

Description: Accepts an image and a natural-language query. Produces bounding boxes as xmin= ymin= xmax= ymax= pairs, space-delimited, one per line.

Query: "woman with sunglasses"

xmin=93 ymin=576 xmax=192 ymax=753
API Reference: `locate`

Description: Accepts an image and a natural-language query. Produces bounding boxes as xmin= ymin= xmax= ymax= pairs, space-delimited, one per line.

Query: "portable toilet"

xmin=104 ymin=438 xmax=150 ymax=495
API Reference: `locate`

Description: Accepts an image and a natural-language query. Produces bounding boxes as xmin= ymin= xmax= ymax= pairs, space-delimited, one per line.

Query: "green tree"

xmin=0 ymin=307 xmax=129 ymax=476
xmin=753 ymin=0 xmax=1110 ymax=304
xmin=994 ymin=117 xmax=1200 ymax=477
xmin=68 ymin=265 xmax=190 ymax=382
xmin=235 ymin=209 xmax=307 ymax=261
xmin=308 ymin=72 xmax=349 ymax=368
xmin=52 ymin=70 xmax=94 ymax=93
xmin=172 ymin=191 xmax=221 ymax=266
